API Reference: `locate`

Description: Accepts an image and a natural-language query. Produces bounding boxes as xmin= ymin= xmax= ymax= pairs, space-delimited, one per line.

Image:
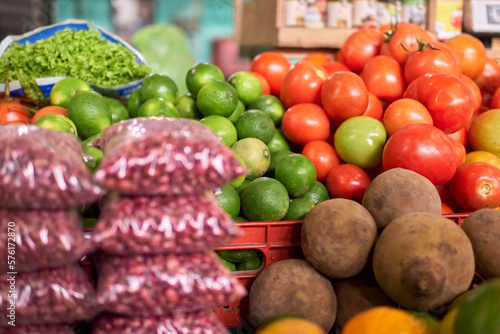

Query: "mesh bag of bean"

xmin=95 ymin=251 xmax=246 ymax=316
xmin=0 ymin=126 xmax=102 ymax=210
xmin=0 ymin=263 xmax=99 ymax=326
xmin=4 ymin=324 xmax=75 ymax=334
xmin=0 ymin=209 xmax=90 ymax=272
xmin=92 ymin=310 xmax=230 ymax=334
xmin=94 ymin=117 xmax=246 ymax=195
xmin=91 ymin=192 xmax=243 ymax=255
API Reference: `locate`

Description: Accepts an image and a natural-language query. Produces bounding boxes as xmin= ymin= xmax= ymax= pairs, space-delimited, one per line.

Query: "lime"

xmin=234 ymin=216 xmax=249 ymax=222
xmin=228 ymin=153 xmax=247 ymax=188
xmin=140 ymin=73 xmax=179 ymax=103
xmin=227 ymin=71 xmax=262 ymax=106
xmin=186 ymin=62 xmax=225 ymax=98
xmin=231 ymin=138 xmax=271 ymax=180
xmin=66 ymin=90 xmax=111 ymax=139
xmin=127 ymin=88 xmax=143 ymax=118
xmin=215 ymin=184 xmax=241 ymax=219
xmin=227 ymin=99 xmax=245 ymax=124
xmin=137 ymin=97 xmax=180 ymax=118
xmin=34 ymin=114 xmax=78 ymax=136
xmin=200 ymin=115 xmax=238 ymax=147
xmin=267 ymin=129 xmax=291 ymax=152
xmin=196 ymin=80 xmax=238 ymax=117
xmin=175 ymin=93 xmax=203 ymax=119
xmin=275 ymin=154 xmax=317 ymax=197
xmin=49 ymin=77 xmax=92 ymax=108
xmin=105 ymin=97 xmax=129 ymax=124
xmin=81 ymin=134 xmax=103 ymax=172
xmin=217 ymin=255 xmax=237 ymax=271
xmin=237 ymin=256 xmax=263 ymax=271
xmin=241 ymin=177 xmax=290 ymax=221
xmin=217 ymin=249 xmax=259 ymax=263
xmin=235 ymin=109 xmax=276 ymax=144
xmin=301 ymin=181 xmax=330 ymax=205
xmin=264 ymin=149 xmax=294 ymax=178
xmin=248 ymin=94 xmax=285 ymax=127
xmin=283 ymin=198 xmax=315 ymax=221
xmin=235 ymin=178 xmax=251 ymax=196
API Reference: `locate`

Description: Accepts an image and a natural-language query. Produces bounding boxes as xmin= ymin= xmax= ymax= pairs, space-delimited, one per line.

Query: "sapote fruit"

xmin=362 ymin=168 xmax=442 ymax=229
xmin=372 ymin=212 xmax=475 ymax=311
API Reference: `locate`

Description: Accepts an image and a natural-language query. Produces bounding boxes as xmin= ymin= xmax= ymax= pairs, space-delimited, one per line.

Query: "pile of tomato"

xmin=249 ymin=23 xmax=500 ymax=213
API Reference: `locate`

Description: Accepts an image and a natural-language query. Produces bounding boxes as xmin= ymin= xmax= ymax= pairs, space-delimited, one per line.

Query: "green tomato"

xmin=334 ymin=116 xmax=387 ymax=169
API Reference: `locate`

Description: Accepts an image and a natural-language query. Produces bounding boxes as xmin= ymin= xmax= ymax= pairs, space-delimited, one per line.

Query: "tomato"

xmin=321 ymin=71 xmax=369 ymax=121
xmin=468 ymin=109 xmax=500 ymax=157
xmin=362 ymin=91 xmax=384 ymax=120
xmin=31 ymin=106 xmax=67 ymax=124
xmin=382 ymin=98 xmax=433 ymax=136
xmin=451 ymin=138 xmax=467 ymax=168
xmin=0 ymin=101 xmax=30 ymax=125
xmin=404 ymin=41 xmax=461 ymax=84
xmin=403 ymin=72 xmax=475 ymax=134
xmin=460 ymin=74 xmax=482 ymax=113
xmin=474 ymin=57 xmax=500 ymax=95
xmin=301 ymin=140 xmax=341 ymax=182
xmin=465 ymin=151 xmax=500 ymax=170
xmin=447 ymin=127 xmax=468 ymax=148
xmin=325 ymin=164 xmax=371 ymax=203
xmin=321 ymin=61 xmax=351 ymax=75
xmin=491 ymin=86 xmax=500 ymax=109
xmin=360 ymin=55 xmax=406 ymax=103
xmin=281 ymin=103 xmax=331 ymax=146
xmin=304 ymin=52 xmax=331 ymax=66
xmin=251 ymin=51 xmax=292 ymax=97
xmin=279 ymin=60 xmax=328 ymax=109
xmin=436 ymin=183 xmax=461 ymax=211
xmin=380 ymin=23 xmax=432 ymax=67
xmin=441 ymin=202 xmax=455 ymax=214
xmin=445 ymin=33 xmax=486 ymax=80
xmin=382 ymin=123 xmax=457 ymax=185
xmin=449 ymin=162 xmax=500 ymax=211
xmin=340 ymin=28 xmax=383 ymax=73
xmin=249 ymin=71 xmax=271 ymax=96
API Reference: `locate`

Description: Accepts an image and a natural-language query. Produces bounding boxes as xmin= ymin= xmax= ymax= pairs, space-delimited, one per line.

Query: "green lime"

xmin=175 ymin=93 xmax=203 ymax=119
xmin=81 ymin=134 xmax=103 ymax=172
xmin=217 ymin=249 xmax=259 ymax=263
xmin=301 ymin=181 xmax=330 ymax=205
xmin=227 ymin=99 xmax=245 ymax=124
xmin=235 ymin=109 xmax=275 ymax=144
xmin=234 ymin=216 xmax=249 ymax=222
xmin=267 ymin=129 xmax=291 ymax=152
xmin=140 ymin=73 xmax=179 ymax=103
xmin=200 ymin=115 xmax=238 ymax=147
xmin=235 ymin=178 xmax=251 ymax=196
xmin=105 ymin=97 xmax=129 ymax=124
xmin=186 ymin=62 xmax=225 ymax=99
xmin=66 ymin=90 xmax=111 ymax=139
xmin=231 ymin=138 xmax=271 ymax=180
xmin=264 ymin=149 xmax=294 ymax=178
xmin=227 ymin=71 xmax=262 ymax=106
xmin=196 ymin=80 xmax=238 ymax=117
xmin=34 ymin=114 xmax=78 ymax=136
xmin=217 ymin=254 xmax=237 ymax=271
xmin=49 ymin=77 xmax=92 ymax=108
xmin=237 ymin=256 xmax=263 ymax=271
xmin=82 ymin=217 xmax=99 ymax=228
xmin=137 ymin=97 xmax=180 ymax=118
xmin=127 ymin=88 xmax=143 ymax=118
xmin=275 ymin=154 xmax=317 ymax=197
xmin=241 ymin=177 xmax=290 ymax=221
xmin=215 ymin=184 xmax=241 ymax=219
xmin=282 ymin=198 xmax=315 ymax=221
xmin=247 ymin=94 xmax=285 ymax=127
xmin=228 ymin=153 xmax=247 ymax=188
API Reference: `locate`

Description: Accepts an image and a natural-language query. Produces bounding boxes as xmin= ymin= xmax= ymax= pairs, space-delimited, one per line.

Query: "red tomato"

xmin=321 ymin=61 xmax=351 ymax=75
xmin=360 ymin=55 xmax=406 ymax=103
xmin=301 ymin=140 xmax=341 ymax=182
xmin=449 ymin=162 xmax=500 ymax=211
xmin=340 ymin=28 xmax=383 ymax=73
xmin=279 ymin=60 xmax=328 ymax=109
xmin=490 ymin=85 xmax=500 ymax=110
xmin=441 ymin=202 xmax=455 ymax=214
xmin=447 ymin=127 xmax=468 ymax=148
xmin=460 ymin=74 xmax=482 ymax=114
xmin=31 ymin=106 xmax=67 ymax=124
xmin=403 ymin=72 xmax=475 ymax=134
xmin=404 ymin=41 xmax=462 ymax=84
xmin=325 ymin=164 xmax=371 ymax=203
xmin=251 ymin=51 xmax=292 ymax=97
xmin=281 ymin=103 xmax=331 ymax=146
xmin=474 ymin=57 xmax=500 ymax=95
xmin=382 ymin=98 xmax=433 ymax=137
xmin=305 ymin=52 xmax=331 ymax=66
xmin=0 ymin=102 xmax=30 ymax=125
xmin=445 ymin=33 xmax=486 ymax=80
xmin=321 ymin=71 xmax=369 ymax=121
xmin=451 ymin=138 xmax=467 ymax=168
xmin=362 ymin=91 xmax=384 ymax=120
xmin=382 ymin=123 xmax=457 ymax=185
xmin=436 ymin=183 xmax=461 ymax=211
xmin=249 ymin=71 xmax=271 ymax=96
xmin=380 ymin=23 xmax=432 ymax=67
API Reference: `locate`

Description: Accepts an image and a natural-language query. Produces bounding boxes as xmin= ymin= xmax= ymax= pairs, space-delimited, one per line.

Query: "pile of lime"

xmin=216 ymin=249 xmax=263 ymax=272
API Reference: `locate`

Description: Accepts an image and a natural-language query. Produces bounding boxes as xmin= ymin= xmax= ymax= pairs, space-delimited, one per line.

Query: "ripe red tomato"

xmin=380 ymin=23 xmax=432 ymax=67
xmin=279 ymin=60 xmax=328 ymax=109
xmin=436 ymin=183 xmax=461 ymax=211
xmin=474 ymin=57 xmax=500 ymax=95
xmin=451 ymin=138 xmax=466 ymax=168
xmin=340 ymin=28 xmax=383 ymax=73
xmin=249 ymin=71 xmax=271 ymax=96
xmin=305 ymin=52 xmax=331 ymax=66
xmin=31 ymin=106 xmax=67 ymax=124
xmin=321 ymin=61 xmax=351 ymax=75
xmin=325 ymin=164 xmax=371 ymax=203
xmin=445 ymin=33 xmax=486 ymax=80
xmin=251 ymin=51 xmax=292 ymax=97
xmin=382 ymin=98 xmax=433 ymax=137
xmin=382 ymin=123 xmax=457 ymax=185
xmin=441 ymin=202 xmax=455 ymax=214
xmin=281 ymin=103 xmax=331 ymax=146
xmin=321 ymin=71 xmax=369 ymax=121
xmin=301 ymin=140 xmax=341 ymax=182
xmin=360 ymin=55 xmax=406 ymax=103
xmin=403 ymin=72 xmax=475 ymax=134
xmin=404 ymin=41 xmax=462 ymax=84
xmin=447 ymin=127 xmax=468 ymax=148
xmin=460 ymin=74 xmax=482 ymax=114
xmin=362 ymin=91 xmax=384 ymax=120
xmin=449 ymin=162 xmax=500 ymax=211
xmin=0 ymin=102 xmax=30 ymax=125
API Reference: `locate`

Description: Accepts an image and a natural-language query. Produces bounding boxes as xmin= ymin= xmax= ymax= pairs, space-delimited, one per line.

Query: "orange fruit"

xmin=256 ymin=317 xmax=326 ymax=334
xmin=305 ymin=52 xmax=331 ymax=66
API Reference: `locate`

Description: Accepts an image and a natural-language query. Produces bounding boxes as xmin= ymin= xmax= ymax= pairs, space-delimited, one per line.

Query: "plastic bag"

xmin=92 ymin=192 xmax=242 ymax=255
xmin=0 ymin=126 xmax=102 ymax=210
xmin=0 ymin=263 xmax=99 ymax=326
xmin=0 ymin=209 xmax=90 ymax=272
xmin=4 ymin=324 xmax=75 ymax=334
xmin=94 ymin=117 xmax=246 ymax=196
xmin=92 ymin=311 xmax=230 ymax=334
xmin=95 ymin=251 xmax=246 ymax=316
